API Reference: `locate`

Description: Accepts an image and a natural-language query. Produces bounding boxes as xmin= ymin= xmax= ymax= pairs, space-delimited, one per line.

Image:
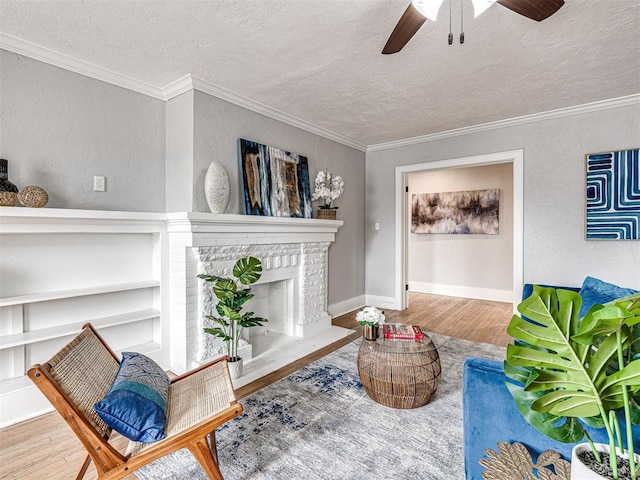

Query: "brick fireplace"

xmin=166 ymin=212 xmax=348 ymax=386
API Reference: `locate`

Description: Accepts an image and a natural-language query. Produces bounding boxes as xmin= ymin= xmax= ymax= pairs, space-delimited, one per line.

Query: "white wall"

xmin=0 ymin=50 xmax=166 ymax=212
xmin=407 ymin=163 xmax=513 ymax=300
xmin=366 ymin=104 xmax=640 ymax=299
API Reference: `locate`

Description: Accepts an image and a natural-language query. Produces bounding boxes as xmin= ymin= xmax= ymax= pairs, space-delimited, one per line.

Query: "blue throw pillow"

xmin=94 ymin=352 xmax=170 ymax=443
xmin=578 ymin=276 xmax=638 ymax=318
xmin=522 ymin=283 xmax=580 ymax=301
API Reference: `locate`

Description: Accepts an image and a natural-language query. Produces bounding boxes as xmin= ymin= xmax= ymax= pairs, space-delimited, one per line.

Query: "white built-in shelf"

xmin=0 ymin=207 xmax=167 ymax=428
xmin=0 ymin=376 xmax=33 ymax=393
xmin=0 ymin=280 xmax=160 ymax=308
xmin=0 ymin=308 xmax=161 ymax=350
xmin=0 ymin=207 xmax=166 ymax=234
xmin=0 ymin=341 xmax=161 ymax=392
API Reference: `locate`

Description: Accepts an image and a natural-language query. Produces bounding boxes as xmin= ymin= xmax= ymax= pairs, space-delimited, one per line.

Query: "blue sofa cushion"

xmin=94 ymin=352 xmax=170 ymax=443
xmin=463 ymin=357 xmax=640 ymax=480
xmin=521 ymin=283 xmax=579 ymax=302
xmin=578 ymin=276 xmax=638 ymax=318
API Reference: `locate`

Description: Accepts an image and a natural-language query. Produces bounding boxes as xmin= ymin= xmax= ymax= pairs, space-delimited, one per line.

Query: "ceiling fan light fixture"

xmin=411 ymin=0 xmax=445 ymax=21
xmin=470 ymin=0 xmax=498 ymax=17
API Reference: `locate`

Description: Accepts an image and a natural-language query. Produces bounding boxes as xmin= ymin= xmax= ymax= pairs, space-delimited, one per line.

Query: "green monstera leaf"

xmin=504 ymin=361 xmax=587 ymax=443
xmin=238 ymin=311 xmax=268 ymax=329
xmin=203 ymin=326 xmax=231 ymax=341
xmin=505 ymin=287 xmax=640 ymax=432
xmin=233 ymin=256 xmax=262 ymax=285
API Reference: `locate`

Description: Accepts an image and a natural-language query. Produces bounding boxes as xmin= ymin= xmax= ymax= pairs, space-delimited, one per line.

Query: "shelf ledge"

xmin=0 ymin=308 xmax=160 ymax=349
xmin=0 ymin=280 xmax=160 ymax=307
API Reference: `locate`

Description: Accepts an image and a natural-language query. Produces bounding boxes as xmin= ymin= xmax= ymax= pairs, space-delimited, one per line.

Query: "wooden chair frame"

xmin=28 ymin=323 xmax=242 ymax=480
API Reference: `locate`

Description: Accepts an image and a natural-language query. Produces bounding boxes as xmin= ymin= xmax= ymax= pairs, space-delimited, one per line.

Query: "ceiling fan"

xmin=382 ymin=0 xmax=565 ymax=54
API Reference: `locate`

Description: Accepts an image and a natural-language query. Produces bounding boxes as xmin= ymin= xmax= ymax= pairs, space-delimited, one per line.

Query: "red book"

xmin=382 ymin=324 xmax=424 ymax=340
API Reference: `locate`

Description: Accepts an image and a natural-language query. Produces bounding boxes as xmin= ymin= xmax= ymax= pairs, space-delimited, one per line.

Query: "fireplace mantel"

xmin=166 ymin=212 xmax=343 ymax=236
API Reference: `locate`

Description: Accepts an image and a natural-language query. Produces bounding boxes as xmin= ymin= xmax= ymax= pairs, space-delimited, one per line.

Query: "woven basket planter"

xmin=317 ymin=208 xmax=337 ymax=220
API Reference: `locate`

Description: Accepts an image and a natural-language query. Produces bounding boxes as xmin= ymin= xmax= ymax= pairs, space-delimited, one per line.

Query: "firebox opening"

xmin=245 ymin=278 xmax=294 ymax=358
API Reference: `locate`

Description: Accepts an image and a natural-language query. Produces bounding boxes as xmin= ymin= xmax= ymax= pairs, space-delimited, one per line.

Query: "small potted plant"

xmin=312 ymin=169 xmax=344 ymax=220
xmin=505 ymin=286 xmax=640 ymax=480
xmin=198 ymin=256 xmax=268 ymax=379
xmin=356 ymin=306 xmax=385 ymax=340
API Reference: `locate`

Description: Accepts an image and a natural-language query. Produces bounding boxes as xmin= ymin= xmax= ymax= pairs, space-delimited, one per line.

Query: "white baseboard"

xmin=409 ymin=281 xmax=513 ymax=303
xmin=328 ymin=295 xmax=365 ymax=317
xmin=364 ymin=294 xmax=398 ymax=311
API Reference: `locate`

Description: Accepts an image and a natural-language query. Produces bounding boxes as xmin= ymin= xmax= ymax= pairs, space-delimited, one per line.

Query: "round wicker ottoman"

xmin=357 ymin=332 xmax=441 ymax=409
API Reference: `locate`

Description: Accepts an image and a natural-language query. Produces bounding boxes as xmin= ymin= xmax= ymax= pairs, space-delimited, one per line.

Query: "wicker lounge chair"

xmin=28 ymin=323 xmax=242 ymax=480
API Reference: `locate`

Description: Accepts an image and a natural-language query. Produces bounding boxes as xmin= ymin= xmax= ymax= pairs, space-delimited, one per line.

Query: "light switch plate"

xmin=93 ymin=176 xmax=105 ymax=192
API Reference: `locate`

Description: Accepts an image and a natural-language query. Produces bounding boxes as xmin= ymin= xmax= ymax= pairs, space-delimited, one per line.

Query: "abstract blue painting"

xmin=586 ymin=148 xmax=640 ymax=240
xmin=238 ymin=139 xmax=312 ymax=218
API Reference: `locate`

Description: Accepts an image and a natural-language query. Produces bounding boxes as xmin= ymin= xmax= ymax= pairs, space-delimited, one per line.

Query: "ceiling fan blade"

xmin=496 ymin=0 xmax=564 ymax=22
xmin=382 ymin=3 xmax=427 ymax=54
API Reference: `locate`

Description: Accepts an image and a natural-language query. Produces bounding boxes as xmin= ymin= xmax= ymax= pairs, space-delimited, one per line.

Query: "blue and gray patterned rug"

xmin=136 ymin=334 xmax=505 ymax=479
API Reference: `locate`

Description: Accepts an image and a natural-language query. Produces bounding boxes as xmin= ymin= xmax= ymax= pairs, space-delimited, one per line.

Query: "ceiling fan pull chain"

xmin=448 ymin=0 xmax=453 ymax=45
xmin=460 ymin=0 xmax=465 ymax=43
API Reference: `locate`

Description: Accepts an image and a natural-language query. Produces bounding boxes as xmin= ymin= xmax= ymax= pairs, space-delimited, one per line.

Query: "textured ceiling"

xmin=1 ymin=0 xmax=639 ymax=147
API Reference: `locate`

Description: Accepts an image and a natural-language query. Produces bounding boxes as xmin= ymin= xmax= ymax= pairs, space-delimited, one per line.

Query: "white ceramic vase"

xmin=571 ymin=443 xmax=639 ymax=480
xmin=227 ymin=358 xmax=243 ymax=380
xmin=204 ymin=161 xmax=230 ymax=214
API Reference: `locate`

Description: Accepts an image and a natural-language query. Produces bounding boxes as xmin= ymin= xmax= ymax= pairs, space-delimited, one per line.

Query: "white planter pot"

xmin=571 ymin=442 xmax=640 ymax=480
xmin=227 ymin=358 xmax=243 ymax=380
xmin=204 ymin=161 xmax=230 ymax=214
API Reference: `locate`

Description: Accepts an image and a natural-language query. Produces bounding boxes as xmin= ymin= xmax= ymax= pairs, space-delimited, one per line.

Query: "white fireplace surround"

xmin=166 ymin=212 xmax=345 ymax=377
xmin=194 ymin=241 xmax=331 ymax=363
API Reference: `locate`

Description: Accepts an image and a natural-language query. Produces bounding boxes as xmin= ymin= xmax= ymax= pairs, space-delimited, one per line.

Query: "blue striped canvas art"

xmin=586 ymin=148 xmax=640 ymax=240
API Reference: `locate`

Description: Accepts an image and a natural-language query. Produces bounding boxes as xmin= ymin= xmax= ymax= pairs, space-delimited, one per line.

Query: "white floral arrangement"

xmin=355 ymin=306 xmax=385 ymax=326
xmin=312 ymin=169 xmax=344 ymax=209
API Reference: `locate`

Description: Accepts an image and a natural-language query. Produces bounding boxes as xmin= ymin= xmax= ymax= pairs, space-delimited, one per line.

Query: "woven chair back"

xmin=46 ymin=327 xmax=119 ymax=437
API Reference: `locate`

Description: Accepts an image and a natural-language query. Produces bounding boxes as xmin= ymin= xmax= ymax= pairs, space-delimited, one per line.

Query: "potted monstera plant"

xmin=505 ymin=286 xmax=640 ymax=480
xmin=198 ymin=256 xmax=268 ymax=379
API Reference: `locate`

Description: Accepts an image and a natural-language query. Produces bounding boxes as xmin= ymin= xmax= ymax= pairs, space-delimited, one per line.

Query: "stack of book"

xmin=382 ymin=324 xmax=425 ymax=340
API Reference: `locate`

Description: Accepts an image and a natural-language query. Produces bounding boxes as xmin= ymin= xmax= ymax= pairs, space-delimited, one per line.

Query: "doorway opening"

xmin=394 ymin=150 xmax=524 ymax=310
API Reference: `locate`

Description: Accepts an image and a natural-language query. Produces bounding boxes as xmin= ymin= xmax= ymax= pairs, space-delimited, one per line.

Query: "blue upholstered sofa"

xmin=462 ymin=278 xmax=640 ymax=480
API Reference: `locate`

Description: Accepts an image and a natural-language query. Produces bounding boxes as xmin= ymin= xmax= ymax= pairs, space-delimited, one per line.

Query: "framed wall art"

xmin=411 ymin=188 xmax=500 ymax=234
xmin=586 ymin=148 xmax=639 ymax=240
xmin=238 ymin=139 xmax=312 ymax=218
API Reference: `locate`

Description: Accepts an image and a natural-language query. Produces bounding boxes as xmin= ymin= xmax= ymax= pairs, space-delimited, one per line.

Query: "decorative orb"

xmin=0 ymin=192 xmax=17 ymax=207
xmin=17 ymin=186 xmax=48 ymax=208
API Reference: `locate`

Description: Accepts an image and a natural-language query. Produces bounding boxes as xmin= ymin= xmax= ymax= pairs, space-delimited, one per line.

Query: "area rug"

xmin=136 ymin=333 xmax=506 ymax=480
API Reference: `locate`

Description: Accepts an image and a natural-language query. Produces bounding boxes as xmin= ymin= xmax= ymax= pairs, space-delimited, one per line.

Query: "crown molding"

xmin=0 ymin=33 xmax=366 ymax=151
xmin=162 ymin=74 xmax=194 ymax=100
xmin=0 ymin=33 xmax=165 ymax=100
xmin=2 ymin=33 xmax=636 ymax=155
xmin=164 ymin=75 xmax=367 ymax=152
xmin=367 ymin=94 xmax=640 ymax=152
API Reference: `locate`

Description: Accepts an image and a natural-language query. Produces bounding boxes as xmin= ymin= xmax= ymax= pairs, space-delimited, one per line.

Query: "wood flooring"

xmin=0 ymin=292 xmax=512 ymax=480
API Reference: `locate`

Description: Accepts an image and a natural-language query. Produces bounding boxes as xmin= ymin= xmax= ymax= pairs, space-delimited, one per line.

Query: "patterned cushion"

xmin=578 ymin=276 xmax=638 ymax=318
xmin=94 ymin=352 xmax=170 ymax=443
